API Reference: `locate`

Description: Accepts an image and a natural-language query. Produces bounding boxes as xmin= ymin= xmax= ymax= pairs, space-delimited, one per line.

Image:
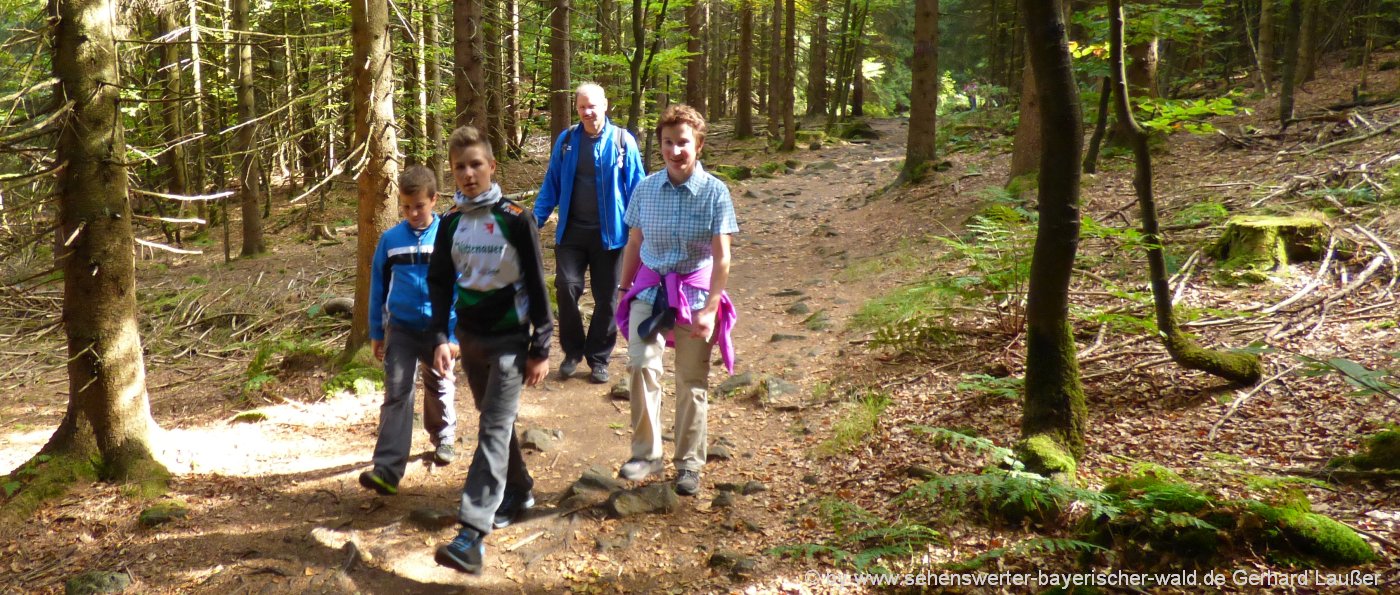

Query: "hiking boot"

xmin=618 ymin=458 xmax=664 ymax=482
xmin=674 ymin=469 xmax=701 ymax=496
xmin=433 ymin=443 xmax=456 ymax=466
xmin=434 ymin=527 xmax=485 ymax=574
xmin=358 ymin=470 xmax=397 ymax=496
xmin=493 ymin=489 xmax=537 ymax=529
xmin=559 ymin=356 xmax=582 ymax=379
xmin=589 ymin=366 xmax=610 ymax=384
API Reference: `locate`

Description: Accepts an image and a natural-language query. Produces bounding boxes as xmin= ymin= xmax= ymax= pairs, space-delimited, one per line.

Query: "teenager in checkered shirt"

xmin=614 ymin=104 xmax=739 ymax=497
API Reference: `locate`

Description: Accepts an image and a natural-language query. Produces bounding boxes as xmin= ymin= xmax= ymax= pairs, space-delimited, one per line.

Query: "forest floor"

xmin=3 ymin=54 xmax=1400 ymax=594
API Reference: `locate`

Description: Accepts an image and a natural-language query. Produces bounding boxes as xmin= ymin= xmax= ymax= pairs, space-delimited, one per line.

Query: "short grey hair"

xmin=575 ymin=82 xmax=607 ymax=102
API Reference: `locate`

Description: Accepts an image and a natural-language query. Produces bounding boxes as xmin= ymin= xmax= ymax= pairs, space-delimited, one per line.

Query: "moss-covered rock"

xmin=1015 ymin=435 xmax=1077 ymax=482
xmin=711 ymin=165 xmax=753 ymax=181
xmin=836 ymin=120 xmax=879 ymax=140
xmin=1345 ymin=429 xmax=1400 ymax=471
xmin=1243 ymin=501 xmax=1377 ymax=565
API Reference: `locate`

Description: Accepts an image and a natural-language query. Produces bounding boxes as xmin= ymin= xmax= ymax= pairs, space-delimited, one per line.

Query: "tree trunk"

xmin=1108 ymin=0 xmax=1262 ymax=386
xmin=426 ymin=2 xmax=445 ymax=181
xmin=1295 ymin=0 xmax=1319 ymax=84
xmin=628 ymin=0 xmax=645 ymax=135
xmin=767 ymin=0 xmax=782 ymax=139
xmin=189 ymin=0 xmax=209 ymax=231
xmin=159 ymin=11 xmax=189 ymax=202
xmin=706 ymin=1 xmax=725 ymax=121
xmin=1017 ymin=0 xmax=1086 ymax=465
xmin=41 ymin=0 xmax=169 ymax=486
xmin=1278 ymin=0 xmax=1302 ymax=127
xmin=485 ymin=0 xmax=504 ymax=155
xmin=686 ymin=0 xmax=706 ymax=116
xmin=735 ymin=0 xmax=754 ymax=139
xmin=1082 ymin=76 xmax=1110 ymax=174
xmin=1126 ymin=36 xmax=1159 ymax=98
xmin=350 ymin=0 xmax=402 ymax=352
xmin=233 ymin=0 xmax=265 ymax=256
xmin=404 ymin=0 xmax=424 ymax=166
xmin=455 ymin=0 xmax=487 ymax=130
xmin=550 ymin=0 xmax=571 ymax=138
xmin=806 ymin=0 xmax=829 ymax=118
xmin=1259 ymin=0 xmax=1275 ymax=90
xmin=780 ymin=0 xmax=796 ymax=150
xmin=504 ymin=0 xmax=522 ymax=157
xmin=756 ymin=2 xmax=768 ymax=114
xmin=826 ymin=0 xmax=852 ymax=128
xmin=902 ymin=0 xmax=938 ymax=181
xmin=1008 ymin=48 xmax=1040 ymax=180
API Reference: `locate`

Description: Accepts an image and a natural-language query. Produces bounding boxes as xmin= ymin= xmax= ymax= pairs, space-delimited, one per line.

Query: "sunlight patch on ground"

xmin=156 ymin=392 xmax=380 ymax=477
xmin=1 ymin=427 xmax=49 ymax=475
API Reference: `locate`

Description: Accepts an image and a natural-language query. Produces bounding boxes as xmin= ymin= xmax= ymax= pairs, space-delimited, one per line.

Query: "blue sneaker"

xmin=493 ymin=490 xmax=536 ymax=529
xmin=434 ymin=527 xmax=485 ymax=573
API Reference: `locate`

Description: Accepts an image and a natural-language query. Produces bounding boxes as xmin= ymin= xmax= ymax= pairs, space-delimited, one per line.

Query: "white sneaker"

xmin=618 ymin=458 xmax=664 ymax=481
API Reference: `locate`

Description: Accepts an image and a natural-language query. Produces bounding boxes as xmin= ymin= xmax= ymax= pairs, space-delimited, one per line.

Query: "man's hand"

xmin=524 ymin=356 xmax=548 ymax=387
xmin=449 ymin=343 xmax=461 ymax=359
xmin=433 ymin=343 xmax=454 ymax=377
xmin=372 ymin=339 xmax=385 ymax=361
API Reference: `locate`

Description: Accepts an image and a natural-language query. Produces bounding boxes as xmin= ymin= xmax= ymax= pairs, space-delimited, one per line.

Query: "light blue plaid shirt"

xmin=624 ymin=164 xmax=739 ymax=308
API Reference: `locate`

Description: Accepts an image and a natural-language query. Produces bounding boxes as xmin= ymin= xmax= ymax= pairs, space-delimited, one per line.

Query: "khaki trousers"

xmin=627 ymin=298 xmax=712 ymax=472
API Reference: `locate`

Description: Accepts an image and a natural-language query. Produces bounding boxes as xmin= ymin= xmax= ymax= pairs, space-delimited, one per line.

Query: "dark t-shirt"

xmin=567 ymin=132 xmax=600 ymax=234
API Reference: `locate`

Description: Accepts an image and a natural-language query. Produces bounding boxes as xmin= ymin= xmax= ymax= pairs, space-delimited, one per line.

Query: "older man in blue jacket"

xmin=534 ymin=83 xmax=646 ymax=384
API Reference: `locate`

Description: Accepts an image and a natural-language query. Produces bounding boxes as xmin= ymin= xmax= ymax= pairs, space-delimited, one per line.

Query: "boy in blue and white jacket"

xmin=359 ymin=165 xmax=460 ymax=497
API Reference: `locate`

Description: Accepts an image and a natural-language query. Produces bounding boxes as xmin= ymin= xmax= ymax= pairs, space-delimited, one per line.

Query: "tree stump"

xmin=1208 ymin=215 xmax=1328 ymax=282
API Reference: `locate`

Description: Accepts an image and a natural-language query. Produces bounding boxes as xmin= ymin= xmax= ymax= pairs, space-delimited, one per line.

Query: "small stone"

xmin=522 ymin=428 xmax=563 ymax=451
xmin=717 ymin=372 xmax=755 ymax=396
xmin=770 ymin=289 xmax=805 ymax=297
xmin=784 ymin=302 xmax=811 ymax=316
xmin=906 ymin=465 xmax=938 ymax=480
xmin=712 ymin=491 xmax=736 ymax=508
xmin=595 ymin=530 xmax=636 ymax=552
xmin=65 ymin=571 xmax=131 ymax=595
xmin=708 ymin=442 xmax=734 ymax=462
xmin=605 ymin=484 xmax=679 ymax=518
xmin=802 ymin=473 xmax=821 ymax=485
xmin=769 ymin=333 xmax=806 ymax=343
xmin=407 ymin=508 xmax=458 ymax=530
xmin=572 ymin=466 xmax=624 ymax=495
xmin=708 ymin=549 xmax=748 ymax=569
xmin=741 ymin=481 xmax=768 ymax=495
xmin=715 ymin=482 xmax=742 ymax=493
xmin=138 ymin=503 xmax=188 ymax=528
xmin=609 ymin=382 xmax=630 ymax=401
xmin=803 ymin=310 xmax=832 ymax=331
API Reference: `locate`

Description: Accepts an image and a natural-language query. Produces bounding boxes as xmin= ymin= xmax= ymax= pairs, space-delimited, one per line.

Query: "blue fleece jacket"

xmin=533 ymin=118 xmax=646 ymax=250
xmin=370 ymin=215 xmax=457 ymax=343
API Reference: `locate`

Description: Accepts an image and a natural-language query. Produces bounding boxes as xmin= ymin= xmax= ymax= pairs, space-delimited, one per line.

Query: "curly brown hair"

xmin=654 ymin=104 xmax=706 ymax=146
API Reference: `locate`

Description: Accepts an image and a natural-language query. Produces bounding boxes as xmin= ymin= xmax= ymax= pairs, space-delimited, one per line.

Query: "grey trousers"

xmin=371 ymin=326 xmax=456 ymax=486
xmin=456 ymin=330 xmax=534 ymax=536
xmin=626 ymin=299 xmax=711 ymax=473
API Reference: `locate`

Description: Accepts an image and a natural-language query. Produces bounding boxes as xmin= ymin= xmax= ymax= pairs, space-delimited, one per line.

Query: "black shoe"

xmin=434 ymin=527 xmax=485 ymax=573
xmin=493 ymin=489 xmax=536 ymax=529
xmin=589 ymin=366 xmax=610 ymax=384
xmin=559 ymin=356 xmax=582 ymax=379
xmin=358 ymin=470 xmax=397 ymax=496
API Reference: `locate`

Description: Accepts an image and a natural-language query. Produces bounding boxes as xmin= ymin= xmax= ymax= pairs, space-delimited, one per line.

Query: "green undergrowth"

xmin=814 ymin=392 xmax=891 ymax=458
xmin=777 ymin=428 xmax=1377 ymax=577
xmin=325 ymin=344 xmax=385 ymax=397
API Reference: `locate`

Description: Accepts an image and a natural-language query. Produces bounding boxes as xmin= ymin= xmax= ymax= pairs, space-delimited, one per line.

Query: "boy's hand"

xmin=372 ymin=339 xmax=385 ymax=361
xmin=691 ymin=306 xmax=718 ymax=343
xmin=433 ymin=344 xmax=454 ymax=377
xmin=524 ymin=357 xmax=548 ymax=387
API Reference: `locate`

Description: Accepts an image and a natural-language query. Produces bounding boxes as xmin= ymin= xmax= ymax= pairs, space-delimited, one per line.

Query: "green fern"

xmin=946 ymin=537 xmax=1105 ymax=572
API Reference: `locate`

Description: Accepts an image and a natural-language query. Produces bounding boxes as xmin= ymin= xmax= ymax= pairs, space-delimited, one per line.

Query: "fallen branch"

xmin=1303 ymin=118 xmax=1400 ymax=155
xmin=1262 ymin=235 xmax=1336 ymax=314
xmin=1353 ymin=225 xmax=1397 ymax=291
xmin=1208 ymin=364 xmax=1298 ymax=442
